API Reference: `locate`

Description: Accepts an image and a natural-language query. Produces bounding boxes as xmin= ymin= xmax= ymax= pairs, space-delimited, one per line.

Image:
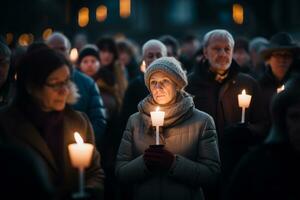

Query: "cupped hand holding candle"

xmin=150 ymin=107 xmax=165 ymax=145
xmin=68 ymin=132 xmax=94 ymax=169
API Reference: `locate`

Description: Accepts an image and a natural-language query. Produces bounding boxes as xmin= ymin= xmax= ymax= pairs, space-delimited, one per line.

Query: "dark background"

xmin=1 ymin=0 xmax=300 ymax=47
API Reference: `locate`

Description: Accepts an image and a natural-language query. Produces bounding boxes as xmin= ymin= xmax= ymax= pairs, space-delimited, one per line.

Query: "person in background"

xmin=179 ymin=33 xmax=200 ymax=73
xmin=159 ymin=35 xmax=180 ymax=59
xmin=258 ymin=32 xmax=300 ymax=129
xmin=233 ymin=37 xmax=252 ymax=75
xmin=0 ymin=48 xmax=104 ymax=199
xmin=0 ymin=42 xmax=15 ymax=110
xmin=249 ymin=37 xmax=269 ymax=79
xmin=117 ymin=39 xmax=141 ymax=82
xmin=186 ymin=30 xmax=267 ymax=196
xmin=116 ymin=57 xmax=220 ymax=200
xmin=46 ymin=32 xmax=107 ymax=145
xmin=224 ymin=75 xmax=300 ymax=200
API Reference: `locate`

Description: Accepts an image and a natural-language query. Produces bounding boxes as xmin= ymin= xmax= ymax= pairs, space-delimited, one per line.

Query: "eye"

xmin=162 ymin=79 xmax=170 ymax=84
xmin=150 ymin=80 xmax=157 ymax=86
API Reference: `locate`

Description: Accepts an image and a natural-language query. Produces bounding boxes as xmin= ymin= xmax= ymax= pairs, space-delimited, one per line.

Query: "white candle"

xmin=150 ymin=107 xmax=165 ymax=145
xmin=69 ymin=48 xmax=78 ymax=63
xmin=68 ymin=132 xmax=94 ymax=169
xmin=238 ymin=89 xmax=252 ymax=123
xmin=68 ymin=132 xmax=94 ymax=198
xmin=277 ymin=85 xmax=285 ymax=93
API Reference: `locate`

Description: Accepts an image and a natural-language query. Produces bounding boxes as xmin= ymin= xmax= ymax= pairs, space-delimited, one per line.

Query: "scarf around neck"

xmin=137 ymin=92 xmax=194 ymax=135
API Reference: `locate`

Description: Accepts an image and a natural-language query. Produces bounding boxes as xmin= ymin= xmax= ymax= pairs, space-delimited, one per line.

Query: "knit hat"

xmin=144 ymin=57 xmax=187 ymax=91
xmin=77 ymin=44 xmax=99 ymax=64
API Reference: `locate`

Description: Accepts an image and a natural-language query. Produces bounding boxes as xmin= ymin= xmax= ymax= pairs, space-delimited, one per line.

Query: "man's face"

xmin=269 ymin=50 xmax=293 ymax=72
xmin=143 ymin=46 xmax=164 ymax=68
xmin=204 ymin=38 xmax=233 ymax=74
xmin=47 ymin=38 xmax=69 ymax=58
xmin=0 ymin=57 xmax=10 ymax=88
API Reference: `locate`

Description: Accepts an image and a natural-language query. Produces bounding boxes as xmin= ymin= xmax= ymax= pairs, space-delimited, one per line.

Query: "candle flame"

xmin=156 ymin=107 xmax=159 ymax=112
xmin=74 ymin=132 xmax=84 ymax=144
xmin=242 ymin=89 xmax=246 ymax=95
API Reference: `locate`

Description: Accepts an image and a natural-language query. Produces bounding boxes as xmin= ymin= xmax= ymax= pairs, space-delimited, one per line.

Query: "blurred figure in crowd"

xmin=116 ymin=57 xmax=220 ymax=200
xmin=0 ymin=42 xmax=15 ymax=110
xmin=233 ymin=37 xmax=252 ymax=75
xmin=224 ymin=75 xmax=300 ymax=200
xmin=0 ymin=48 xmax=104 ymax=199
xmin=159 ymin=35 xmax=180 ymax=59
xmin=117 ymin=39 xmax=141 ymax=82
xmin=258 ymin=32 xmax=300 ymax=129
xmin=179 ymin=33 xmax=200 ymax=73
xmin=46 ymin=32 xmax=107 ymax=145
xmin=249 ymin=37 xmax=269 ymax=78
xmin=95 ymin=36 xmax=128 ymax=200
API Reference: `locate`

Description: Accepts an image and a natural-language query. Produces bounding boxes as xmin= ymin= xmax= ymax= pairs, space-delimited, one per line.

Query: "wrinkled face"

xmin=33 ymin=65 xmax=71 ymax=112
xmin=204 ymin=38 xmax=233 ymax=74
xmin=0 ymin=59 xmax=10 ymax=88
xmin=79 ymin=56 xmax=100 ymax=77
xmin=47 ymin=38 xmax=69 ymax=57
xmin=286 ymin=103 xmax=300 ymax=152
xmin=149 ymin=71 xmax=177 ymax=105
xmin=269 ymin=50 xmax=293 ymax=72
xmin=233 ymin=48 xmax=250 ymax=67
xmin=99 ymin=50 xmax=114 ymax=66
xmin=144 ymin=46 xmax=164 ymax=68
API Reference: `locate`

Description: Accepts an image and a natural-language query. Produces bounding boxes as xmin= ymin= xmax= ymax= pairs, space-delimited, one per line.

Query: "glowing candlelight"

xmin=70 ymin=48 xmax=78 ymax=63
xmin=150 ymin=107 xmax=165 ymax=145
xmin=68 ymin=132 xmax=94 ymax=198
xmin=277 ymin=85 xmax=285 ymax=93
xmin=238 ymin=89 xmax=252 ymax=123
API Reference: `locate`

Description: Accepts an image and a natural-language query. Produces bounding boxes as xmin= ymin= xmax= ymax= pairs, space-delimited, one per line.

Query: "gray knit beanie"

xmin=144 ymin=57 xmax=187 ymax=91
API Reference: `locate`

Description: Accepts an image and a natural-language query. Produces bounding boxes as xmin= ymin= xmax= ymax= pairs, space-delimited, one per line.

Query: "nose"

xmin=57 ymin=84 xmax=70 ymax=95
xmin=153 ymin=82 xmax=163 ymax=89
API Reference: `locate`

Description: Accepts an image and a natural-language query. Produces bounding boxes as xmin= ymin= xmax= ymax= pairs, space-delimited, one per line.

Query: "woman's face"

xmin=33 ymin=65 xmax=71 ymax=112
xmin=79 ymin=55 xmax=100 ymax=77
xmin=149 ymin=71 xmax=177 ymax=105
xmin=99 ymin=50 xmax=114 ymax=66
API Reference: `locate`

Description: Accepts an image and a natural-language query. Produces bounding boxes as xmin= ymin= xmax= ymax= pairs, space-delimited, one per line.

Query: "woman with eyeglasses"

xmin=0 ymin=48 xmax=104 ymax=200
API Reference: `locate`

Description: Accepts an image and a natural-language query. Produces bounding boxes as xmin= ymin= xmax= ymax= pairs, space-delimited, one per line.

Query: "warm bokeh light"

xmin=120 ymin=0 xmax=131 ymax=18
xmin=96 ymin=5 xmax=107 ymax=22
xmin=70 ymin=48 xmax=79 ymax=63
xmin=43 ymin=28 xmax=53 ymax=40
xmin=232 ymin=4 xmax=244 ymax=24
xmin=18 ymin=33 xmax=34 ymax=46
xmin=78 ymin=7 xmax=89 ymax=27
xmin=140 ymin=60 xmax=146 ymax=73
xmin=6 ymin=33 xmax=14 ymax=45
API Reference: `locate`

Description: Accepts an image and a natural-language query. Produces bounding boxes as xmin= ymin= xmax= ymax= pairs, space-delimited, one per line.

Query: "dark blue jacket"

xmin=71 ymin=69 xmax=107 ymax=143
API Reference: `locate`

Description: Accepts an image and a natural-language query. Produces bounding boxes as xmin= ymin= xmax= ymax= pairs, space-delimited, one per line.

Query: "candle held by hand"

xmin=238 ymin=89 xmax=252 ymax=123
xmin=150 ymin=107 xmax=165 ymax=145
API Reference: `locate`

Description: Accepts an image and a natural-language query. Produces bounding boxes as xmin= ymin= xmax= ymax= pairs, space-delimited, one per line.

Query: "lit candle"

xmin=238 ymin=89 xmax=252 ymax=123
xmin=68 ymin=132 xmax=94 ymax=198
xmin=150 ymin=107 xmax=165 ymax=145
xmin=277 ymin=85 xmax=285 ymax=93
xmin=69 ymin=48 xmax=78 ymax=64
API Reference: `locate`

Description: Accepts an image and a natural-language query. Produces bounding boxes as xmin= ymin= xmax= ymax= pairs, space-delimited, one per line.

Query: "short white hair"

xmin=203 ymin=29 xmax=234 ymax=48
xmin=142 ymin=39 xmax=167 ymax=57
xmin=46 ymin=32 xmax=71 ymax=52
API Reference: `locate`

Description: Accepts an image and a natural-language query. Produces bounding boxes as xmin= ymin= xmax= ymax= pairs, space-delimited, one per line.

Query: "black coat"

xmin=186 ymin=60 xmax=266 ymax=141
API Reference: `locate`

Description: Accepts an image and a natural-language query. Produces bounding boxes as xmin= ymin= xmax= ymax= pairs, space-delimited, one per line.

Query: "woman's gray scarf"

xmin=137 ymin=92 xmax=194 ymax=136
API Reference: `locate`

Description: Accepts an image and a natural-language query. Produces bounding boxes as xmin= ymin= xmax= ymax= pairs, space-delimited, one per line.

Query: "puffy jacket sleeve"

xmin=115 ymin=116 xmax=150 ymax=183
xmin=168 ymin=115 xmax=221 ymax=187
xmin=86 ymin=82 xmax=107 ymax=142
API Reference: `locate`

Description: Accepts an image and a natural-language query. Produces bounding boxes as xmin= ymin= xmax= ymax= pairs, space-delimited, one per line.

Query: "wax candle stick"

xmin=150 ymin=107 xmax=165 ymax=145
xmin=238 ymin=89 xmax=252 ymax=123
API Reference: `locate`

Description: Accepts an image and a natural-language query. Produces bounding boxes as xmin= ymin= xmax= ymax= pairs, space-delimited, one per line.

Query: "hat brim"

xmin=260 ymin=46 xmax=300 ymax=60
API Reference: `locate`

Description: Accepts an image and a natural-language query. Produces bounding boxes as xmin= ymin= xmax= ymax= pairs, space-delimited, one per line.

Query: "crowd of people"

xmin=0 ymin=29 xmax=300 ymax=200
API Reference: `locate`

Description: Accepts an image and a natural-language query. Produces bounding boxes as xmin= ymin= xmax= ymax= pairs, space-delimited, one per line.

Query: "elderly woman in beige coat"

xmin=116 ymin=57 xmax=221 ymax=200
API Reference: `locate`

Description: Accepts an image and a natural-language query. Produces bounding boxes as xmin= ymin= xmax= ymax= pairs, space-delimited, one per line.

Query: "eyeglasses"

xmin=44 ymin=79 xmax=71 ymax=91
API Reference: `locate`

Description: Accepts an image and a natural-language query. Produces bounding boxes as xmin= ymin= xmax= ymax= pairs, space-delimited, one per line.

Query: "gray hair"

xmin=142 ymin=39 xmax=167 ymax=57
xmin=46 ymin=32 xmax=71 ymax=52
xmin=249 ymin=37 xmax=269 ymax=53
xmin=203 ymin=29 xmax=235 ymax=48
